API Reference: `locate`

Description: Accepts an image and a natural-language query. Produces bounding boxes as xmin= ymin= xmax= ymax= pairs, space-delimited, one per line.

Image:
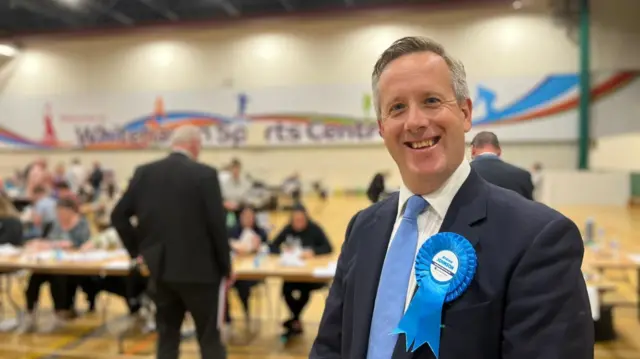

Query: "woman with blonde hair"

xmin=0 ymin=194 xmax=22 ymax=246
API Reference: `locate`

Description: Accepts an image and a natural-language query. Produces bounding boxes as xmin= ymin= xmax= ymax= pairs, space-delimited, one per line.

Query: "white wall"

xmin=591 ymin=134 xmax=640 ymax=172
xmin=0 ymin=1 xmax=638 ymax=189
xmin=539 ymin=170 xmax=631 ymax=207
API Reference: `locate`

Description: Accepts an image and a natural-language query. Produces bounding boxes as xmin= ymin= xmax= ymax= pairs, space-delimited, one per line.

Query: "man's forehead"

xmin=379 ymin=53 xmax=448 ymax=83
xmin=377 ymin=54 xmax=452 ymax=98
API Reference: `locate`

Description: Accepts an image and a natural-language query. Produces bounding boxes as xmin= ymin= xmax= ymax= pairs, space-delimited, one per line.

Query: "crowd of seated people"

xmin=0 ymin=157 xmax=150 ymax=333
xmin=2 ymin=156 xmax=334 ymax=339
xmin=215 ymin=159 xmax=334 ymax=337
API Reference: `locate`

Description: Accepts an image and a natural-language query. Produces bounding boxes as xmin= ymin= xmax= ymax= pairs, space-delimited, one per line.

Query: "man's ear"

xmin=462 ymin=98 xmax=473 ymax=132
xmin=378 ymin=120 xmax=384 ymax=137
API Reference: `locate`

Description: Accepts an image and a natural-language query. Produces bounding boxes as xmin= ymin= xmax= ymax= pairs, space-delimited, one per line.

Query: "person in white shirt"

xmin=221 ymin=159 xmax=252 ymax=222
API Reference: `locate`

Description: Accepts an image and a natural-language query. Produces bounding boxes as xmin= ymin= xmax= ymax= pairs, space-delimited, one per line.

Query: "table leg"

xmin=0 ymin=273 xmax=21 ymax=331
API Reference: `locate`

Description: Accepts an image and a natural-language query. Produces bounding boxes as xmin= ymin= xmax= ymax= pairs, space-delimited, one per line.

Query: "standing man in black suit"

xmin=469 ymin=131 xmax=534 ymax=200
xmin=310 ymin=36 xmax=593 ymax=359
xmin=111 ymin=124 xmax=231 ymax=359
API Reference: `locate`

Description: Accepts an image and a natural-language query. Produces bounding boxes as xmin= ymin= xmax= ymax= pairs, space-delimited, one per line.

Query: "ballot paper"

xmin=237 ymin=228 xmax=258 ymax=252
xmin=587 ymin=285 xmax=600 ymax=321
xmin=0 ymin=244 xmax=21 ymax=256
xmin=102 ymin=260 xmax=133 ymax=270
xmin=65 ymin=250 xmax=112 ymax=262
xmin=312 ymin=261 xmax=337 ymax=278
xmin=279 ymin=251 xmax=305 ymax=267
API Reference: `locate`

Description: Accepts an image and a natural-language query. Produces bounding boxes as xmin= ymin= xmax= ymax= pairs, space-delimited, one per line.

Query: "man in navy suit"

xmin=469 ymin=131 xmax=534 ymax=200
xmin=309 ymin=36 xmax=593 ymax=359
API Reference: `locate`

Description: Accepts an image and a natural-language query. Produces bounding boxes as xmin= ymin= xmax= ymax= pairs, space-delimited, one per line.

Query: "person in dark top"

xmin=270 ymin=205 xmax=332 ymax=336
xmin=0 ymin=194 xmax=22 ymax=246
xmin=225 ymin=206 xmax=268 ymax=324
xmin=470 ymin=131 xmax=534 ymax=200
xmin=366 ymin=171 xmax=388 ymax=203
xmin=88 ymin=161 xmax=104 ymax=199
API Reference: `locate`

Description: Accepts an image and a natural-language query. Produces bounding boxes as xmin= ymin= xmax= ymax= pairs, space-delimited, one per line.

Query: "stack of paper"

xmin=102 ymin=260 xmax=132 ymax=270
xmin=279 ymin=252 xmax=305 ymax=267
xmin=66 ymin=250 xmax=111 ymax=262
xmin=313 ymin=261 xmax=337 ymax=278
xmin=0 ymin=244 xmax=21 ymax=256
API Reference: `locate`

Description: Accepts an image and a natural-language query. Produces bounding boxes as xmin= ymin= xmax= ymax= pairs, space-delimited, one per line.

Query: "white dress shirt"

xmin=389 ymin=159 xmax=471 ymax=311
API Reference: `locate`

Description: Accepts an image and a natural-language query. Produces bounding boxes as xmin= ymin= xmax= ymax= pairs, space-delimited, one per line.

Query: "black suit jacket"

xmin=110 ymin=152 xmax=231 ymax=284
xmin=310 ymin=169 xmax=593 ymax=359
xmin=470 ymin=155 xmax=534 ymax=200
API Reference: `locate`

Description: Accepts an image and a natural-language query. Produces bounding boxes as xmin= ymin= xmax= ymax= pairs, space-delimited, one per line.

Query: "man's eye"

xmin=425 ymin=97 xmax=441 ymax=105
xmin=390 ymin=103 xmax=405 ymax=112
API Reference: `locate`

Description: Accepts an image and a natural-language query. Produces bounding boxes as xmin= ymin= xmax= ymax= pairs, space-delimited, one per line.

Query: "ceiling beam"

xmin=138 ymin=0 xmax=179 ymax=21
xmin=211 ymin=0 xmax=240 ymax=17
xmin=85 ymin=0 xmax=135 ymax=25
xmin=279 ymin=0 xmax=294 ymax=12
xmin=10 ymin=0 xmax=84 ymax=27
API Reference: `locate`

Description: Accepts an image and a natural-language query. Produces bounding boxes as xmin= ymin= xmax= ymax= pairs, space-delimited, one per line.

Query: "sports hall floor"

xmin=0 ymin=196 xmax=638 ymax=358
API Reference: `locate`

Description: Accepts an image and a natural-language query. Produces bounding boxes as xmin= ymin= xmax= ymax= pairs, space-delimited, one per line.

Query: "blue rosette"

xmin=392 ymin=232 xmax=477 ymax=358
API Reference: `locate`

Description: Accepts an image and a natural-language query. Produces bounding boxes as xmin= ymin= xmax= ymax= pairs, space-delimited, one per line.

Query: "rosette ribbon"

xmin=392 ymin=232 xmax=477 ymax=358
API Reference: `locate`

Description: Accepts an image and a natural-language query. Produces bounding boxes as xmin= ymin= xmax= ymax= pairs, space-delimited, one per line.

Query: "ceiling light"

xmin=0 ymin=44 xmax=17 ymax=57
xmin=512 ymin=0 xmax=523 ymax=10
xmin=55 ymin=0 xmax=84 ymax=9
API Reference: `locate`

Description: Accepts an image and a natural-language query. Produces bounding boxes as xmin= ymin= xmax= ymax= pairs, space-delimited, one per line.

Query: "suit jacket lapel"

xmin=352 ymin=193 xmax=399 ymax=359
xmin=392 ymin=170 xmax=488 ymax=359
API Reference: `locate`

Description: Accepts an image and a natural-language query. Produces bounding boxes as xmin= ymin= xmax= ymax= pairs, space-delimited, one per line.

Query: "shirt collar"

xmin=397 ymin=159 xmax=471 ymax=219
xmin=473 ymin=152 xmax=500 ymax=160
xmin=171 ymin=147 xmax=193 ymax=159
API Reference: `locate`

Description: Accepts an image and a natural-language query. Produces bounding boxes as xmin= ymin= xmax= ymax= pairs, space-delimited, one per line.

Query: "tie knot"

xmin=403 ymin=195 xmax=428 ymax=220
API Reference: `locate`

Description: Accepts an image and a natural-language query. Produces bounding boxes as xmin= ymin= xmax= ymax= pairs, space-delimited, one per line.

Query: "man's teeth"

xmin=410 ymin=139 xmax=437 ymax=149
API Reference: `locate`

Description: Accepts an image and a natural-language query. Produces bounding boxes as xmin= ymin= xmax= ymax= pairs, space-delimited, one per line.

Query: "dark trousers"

xmin=152 ymin=280 xmax=226 ymax=359
xmin=25 ymin=274 xmax=69 ymax=311
xmin=99 ymin=275 xmax=148 ymax=314
xmin=282 ymin=282 xmax=325 ymax=321
xmin=67 ymin=275 xmax=100 ymax=311
xmin=224 ymin=280 xmax=258 ymax=322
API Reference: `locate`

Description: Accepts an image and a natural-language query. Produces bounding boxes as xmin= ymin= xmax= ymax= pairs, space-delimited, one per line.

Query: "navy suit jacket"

xmin=470 ymin=155 xmax=534 ymax=200
xmin=309 ymin=169 xmax=593 ymax=359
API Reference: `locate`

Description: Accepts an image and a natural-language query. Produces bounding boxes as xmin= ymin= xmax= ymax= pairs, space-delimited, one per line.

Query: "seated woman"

xmin=225 ymin=206 xmax=268 ymax=324
xmin=80 ymin=227 xmax=148 ymax=315
xmin=18 ymin=198 xmax=93 ymax=333
xmin=269 ymin=205 xmax=332 ymax=336
xmin=0 ymin=194 xmax=23 ymax=247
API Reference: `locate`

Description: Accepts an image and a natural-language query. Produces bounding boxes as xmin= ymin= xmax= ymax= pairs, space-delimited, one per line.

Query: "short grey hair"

xmin=170 ymin=124 xmax=202 ymax=146
xmin=371 ymin=36 xmax=470 ymax=120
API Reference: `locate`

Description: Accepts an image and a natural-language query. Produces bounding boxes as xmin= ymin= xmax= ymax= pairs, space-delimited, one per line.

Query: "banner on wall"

xmin=0 ymin=71 xmax=637 ymax=150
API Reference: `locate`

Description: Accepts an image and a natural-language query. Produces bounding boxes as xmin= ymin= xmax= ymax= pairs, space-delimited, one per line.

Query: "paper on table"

xmin=587 ymin=285 xmax=600 ymax=321
xmin=66 ymin=250 xmax=112 ymax=262
xmin=627 ymin=253 xmax=640 ymax=264
xmin=0 ymin=244 xmax=21 ymax=256
xmin=279 ymin=252 xmax=305 ymax=267
xmin=313 ymin=261 xmax=337 ymax=278
xmin=102 ymin=260 xmax=132 ymax=270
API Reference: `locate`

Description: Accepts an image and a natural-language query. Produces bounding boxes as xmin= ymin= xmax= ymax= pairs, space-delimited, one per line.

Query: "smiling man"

xmin=309 ymin=36 xmax=593 ymax=359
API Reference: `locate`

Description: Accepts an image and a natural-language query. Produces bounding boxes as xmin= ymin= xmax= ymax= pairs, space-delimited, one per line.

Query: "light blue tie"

xmin=367 ymin=195 xmax=428 ymax=359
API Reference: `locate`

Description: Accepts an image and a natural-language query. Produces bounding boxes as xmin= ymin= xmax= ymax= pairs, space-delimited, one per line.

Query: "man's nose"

xmin=404 ymin=105 xmax=430 ymax=133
